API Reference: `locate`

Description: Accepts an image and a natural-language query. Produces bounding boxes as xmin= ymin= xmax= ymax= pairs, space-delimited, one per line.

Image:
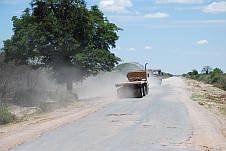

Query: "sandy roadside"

xmin=180 ymin=78 xmax=226 ymax=151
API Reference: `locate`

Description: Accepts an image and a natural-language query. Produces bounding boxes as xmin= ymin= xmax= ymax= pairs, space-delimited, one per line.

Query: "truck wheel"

xmin=145 ymin=86 xmax=149 ymax=95
xmin=142 ymin=86 xmax=146 ymax=96
xmin=138 ymin=87 xmax=143 ymax=98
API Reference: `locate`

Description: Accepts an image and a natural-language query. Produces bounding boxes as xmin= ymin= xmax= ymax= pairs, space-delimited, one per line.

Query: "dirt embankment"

xmin=184 ymin=78 xmax=226 ymax=120
xmin=182 ymin=78 xmax=226 ymax=150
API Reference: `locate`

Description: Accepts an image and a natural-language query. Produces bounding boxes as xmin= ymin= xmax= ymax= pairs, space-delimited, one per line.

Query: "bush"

xmin=194 ymin=74 xmax=200 ymax=79
xmin=162 ymin=72 xmax=173 ymax=79
xmin=211 ymin=75 xmax=221 ymax=84
xmin=0 ymin=106 xmax=16 ymax=125
xmin=37 ymin=91 xmax=78 ymax=113
xmin=195 ymin=74 xmax=226 ymax=91
xmin=183 ymin=67 xmax=226 ymax=91
xmin=197 ymin=74 xmax=211 ymax=83
xmin=214 ymin=75 xmax=226 ymax=91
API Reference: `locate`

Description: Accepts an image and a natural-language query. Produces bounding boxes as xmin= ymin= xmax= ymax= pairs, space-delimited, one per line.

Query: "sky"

xmin=0 ymin=0 xmax=226 ymax=75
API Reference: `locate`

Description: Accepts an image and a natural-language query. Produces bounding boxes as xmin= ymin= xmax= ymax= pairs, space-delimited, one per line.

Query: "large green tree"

xmin=3 ymin=0 xmax=122 ymax=90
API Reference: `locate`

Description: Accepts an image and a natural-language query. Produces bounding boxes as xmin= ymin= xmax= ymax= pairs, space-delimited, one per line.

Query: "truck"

xmin=115 ymin=70 xmax=149 ymax=99
xmin=151 ymin=69 xmax=163 ymax=85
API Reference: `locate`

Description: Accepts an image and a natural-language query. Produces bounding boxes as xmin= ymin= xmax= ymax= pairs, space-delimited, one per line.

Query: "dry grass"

xmin=185 ymin=78 xmax=226 ymax=117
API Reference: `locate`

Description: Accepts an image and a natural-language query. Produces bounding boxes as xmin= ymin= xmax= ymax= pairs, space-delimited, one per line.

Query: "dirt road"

xmin=1 ymin=77 xmax=226 ymax=151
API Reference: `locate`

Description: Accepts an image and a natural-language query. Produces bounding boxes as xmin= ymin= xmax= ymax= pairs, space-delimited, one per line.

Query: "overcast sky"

xmin=0 ymin=0 xmax=226 ymax=74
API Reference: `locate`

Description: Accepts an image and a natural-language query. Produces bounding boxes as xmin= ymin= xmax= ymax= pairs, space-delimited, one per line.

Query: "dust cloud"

xmin=148 ymin=75 xmax=162 ymax=87
xmin=74 ymin=71 xmax=127 ymax=100
xmin=74 ymin=71 xmax=163 ymax=100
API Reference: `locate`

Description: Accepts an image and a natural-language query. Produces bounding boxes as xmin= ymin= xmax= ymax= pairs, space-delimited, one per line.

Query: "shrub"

xmin=194 ymin=74 xmax=200 ymax=79
xmin=197 ymin=74 xmax=211 ymax=83
xmin=184 ymin=67 xmax=226 ymax=91
xmin=162 ymin=72 xmax=173 ymax=79
xmin=216 ymin=75 xmax=226 ymax=91
xmin=0 ymin=106 xmax=17 ymax=125
xmin=211 ymin=75 xmax=221 ymax=84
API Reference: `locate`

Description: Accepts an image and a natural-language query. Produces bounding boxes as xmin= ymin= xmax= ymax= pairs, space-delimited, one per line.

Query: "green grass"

xmin=190 ymin=94 xmax=203 ymax=101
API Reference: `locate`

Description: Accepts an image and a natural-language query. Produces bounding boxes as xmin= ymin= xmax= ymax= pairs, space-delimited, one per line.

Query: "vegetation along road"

xmin=2 ymin=77 xmax=226 ymax=151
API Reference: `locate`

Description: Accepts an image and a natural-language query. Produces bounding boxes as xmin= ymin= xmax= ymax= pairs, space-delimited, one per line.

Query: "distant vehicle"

xmin=115 ymin=70 xmax=149 ymax=99
xmin=151 ymin=69 xmax=163 ymax=85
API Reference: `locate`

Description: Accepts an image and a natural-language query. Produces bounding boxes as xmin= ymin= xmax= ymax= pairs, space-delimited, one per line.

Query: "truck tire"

xmin=145 ymin=86 xmax=149 ymax=95
xmin=142 ymin=86 xmax=146 ymax=96
xmin=138 ymin=87 xmax=143 ymax=98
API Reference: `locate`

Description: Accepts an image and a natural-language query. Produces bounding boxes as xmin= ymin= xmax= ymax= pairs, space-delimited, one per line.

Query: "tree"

xmin=3 ymin=0 xmax=122 ymax=90
xmin=212 ymin=68 xmax=223 ymax=74
xmin=192 ymin=69 xmax=198 ymax=75
xmin=188 ymin=69 xmax=198 ymax=76
xmin=201 ymin=66 xmax=212 ymax=74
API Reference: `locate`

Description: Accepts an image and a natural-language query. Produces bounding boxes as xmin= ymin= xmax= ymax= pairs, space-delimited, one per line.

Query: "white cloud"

xmin=145 ymin=19 xmax=226 ymax=28
xmin=156 ymin=0 xmax=204 ymax=4
xmin=148 ymin=7 xmax=159 ymax=11
xmin=126 ymin=48 xmax=136 ymax=51
xmin=171 ymin=48 xmax=180 ymax=53
xmin=143 ymin=12 xmax=170 ymax=18
xmin=196 ymin=40 xmax=208 ymax=44
xmin=99 ymin=0 xmax=132 ymax=14
xmin=107 ymin=15 xmax=143 ymax=23
xmin=202 ymin=2 xmax=226 ymax=14
xmin=144 ymin=46 xmax=153 ymax=50
xmin=115 ymin=46 xmax=121 ymax=50
xmin=192 ymin=20 xmax=226 ymax=24
xmin=111 ymin=51 xmax=118 ymax=55
xmin=135 ymin=11 xmax=141 ymax=15
xmin=175 ymin=6 xmax=202 ymax=11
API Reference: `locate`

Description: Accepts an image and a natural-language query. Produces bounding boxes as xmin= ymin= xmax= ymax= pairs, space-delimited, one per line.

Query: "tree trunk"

xmin=66 ymin=81 xmax=73 ymax=91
